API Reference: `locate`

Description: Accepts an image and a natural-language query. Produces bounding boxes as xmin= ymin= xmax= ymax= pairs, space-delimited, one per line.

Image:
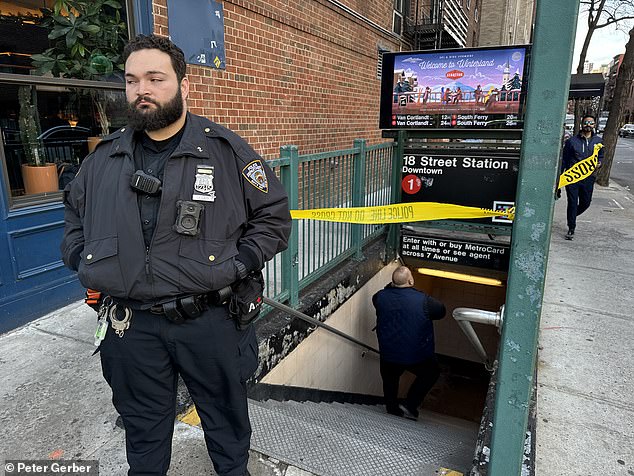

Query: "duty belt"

xmin=149 ymin=287 xmax=233 ymax=324
xmin=148 ymin=294 xmax=207 ymax=323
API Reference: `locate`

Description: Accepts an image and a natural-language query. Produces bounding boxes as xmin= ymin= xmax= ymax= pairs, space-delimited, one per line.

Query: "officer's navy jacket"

xmin=562 ymin=131 xmax=604 ymax=171
xmin=372 ymin=285 xmax=446 ymax=364
xmin=61 ymin=112 xmax=291 ymax=304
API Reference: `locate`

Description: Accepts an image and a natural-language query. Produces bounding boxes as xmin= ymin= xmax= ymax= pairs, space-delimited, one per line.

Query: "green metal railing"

xmin=262 ymin=140 xmax=396 ymax=308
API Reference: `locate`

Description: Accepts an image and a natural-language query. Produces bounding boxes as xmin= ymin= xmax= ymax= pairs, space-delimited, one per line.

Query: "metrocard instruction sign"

xmin=401 ymin=234 xmax=510 ymax=271
xmin=401 ymin=148 xmax=519 ymax=226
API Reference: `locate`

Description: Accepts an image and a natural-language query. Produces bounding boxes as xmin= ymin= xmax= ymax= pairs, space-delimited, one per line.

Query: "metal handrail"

xmin=262 ymin=296 xmax=380 ymax=355
xmin=452 ymin=306 xmax=504 ymax=372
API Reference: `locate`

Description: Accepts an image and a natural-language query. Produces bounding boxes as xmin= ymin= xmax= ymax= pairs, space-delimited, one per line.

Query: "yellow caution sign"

xmin=290 ymin=202 xmax=514 ymax=224
xmin=558 ymin=143 xmax=602 ymax=189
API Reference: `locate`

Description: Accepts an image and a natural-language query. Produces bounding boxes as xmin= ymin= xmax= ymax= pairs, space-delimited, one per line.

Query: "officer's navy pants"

xmin=99 ymin=305 xmax=258 ymax=476
xmin=565 ymin=176 xmax=596 ymax=231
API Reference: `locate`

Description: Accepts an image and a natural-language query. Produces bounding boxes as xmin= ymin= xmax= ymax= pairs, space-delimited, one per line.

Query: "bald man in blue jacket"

xmin=372 ymin=266 xmax=446 ymax=419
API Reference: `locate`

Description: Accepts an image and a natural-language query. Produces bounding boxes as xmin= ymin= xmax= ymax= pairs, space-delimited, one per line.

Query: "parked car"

xmin=619 ymin=124 xmax=634 ymax=137
xmin=2 ymin=124 xmax=92 ymax=194
xmin=2 ymin=124 xmax=91 ymax=157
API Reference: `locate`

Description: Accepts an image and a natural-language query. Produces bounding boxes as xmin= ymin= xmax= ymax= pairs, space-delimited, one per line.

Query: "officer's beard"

xmin=127 ymin=88 xmax=184 ymax=132
xmin=582 ymin=126 xmax=594 ymax=134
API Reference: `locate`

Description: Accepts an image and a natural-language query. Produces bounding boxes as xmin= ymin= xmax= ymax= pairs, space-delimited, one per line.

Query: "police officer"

xmin=372 ymin=266 xmax=446 ymax=420
xmin=61 ymin=35 xmax=291 ymax=476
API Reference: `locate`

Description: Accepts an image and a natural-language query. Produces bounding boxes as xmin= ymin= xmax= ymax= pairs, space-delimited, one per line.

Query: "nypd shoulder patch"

xmin=242 ymin=160 xmax=268 ymax=193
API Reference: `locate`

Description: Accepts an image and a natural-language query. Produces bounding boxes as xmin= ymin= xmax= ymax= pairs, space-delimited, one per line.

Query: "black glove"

xmin=229 ymin=271 xmax=265 ymax=330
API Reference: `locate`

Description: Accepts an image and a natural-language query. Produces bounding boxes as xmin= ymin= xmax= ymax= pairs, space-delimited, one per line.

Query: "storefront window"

xmin=0 ymin=82 xmax=126 ymax=205
xmin=0 ymin=0 xmax=131 ymax=207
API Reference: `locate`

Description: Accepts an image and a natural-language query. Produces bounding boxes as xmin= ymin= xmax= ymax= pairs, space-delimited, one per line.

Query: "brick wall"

xmin=151 ymin=0 xmax=403 ymax=159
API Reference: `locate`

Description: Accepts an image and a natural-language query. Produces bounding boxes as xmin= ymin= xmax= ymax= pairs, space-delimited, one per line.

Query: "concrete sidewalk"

xmin=536 ymin=182 xmax=634 ymax=475
xmin=0 ymin=182 xmax=632 ymax=475
xmin=0 ymin=295 xmax=308 ymax=475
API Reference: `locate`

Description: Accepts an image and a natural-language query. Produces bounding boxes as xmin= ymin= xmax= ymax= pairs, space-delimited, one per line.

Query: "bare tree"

xmin=597 ymin=27 xmax=634 ymax=185
xmin=577 ymin=0 xmax=634 ymax=74
xmin=573 ymin=0 xmax=634 ymax=132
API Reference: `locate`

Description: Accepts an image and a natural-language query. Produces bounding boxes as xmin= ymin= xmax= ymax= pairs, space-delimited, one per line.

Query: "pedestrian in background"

xmin=61 ymin=34 xmax=291 ymax=476
xmin=372 ymin=266 xmax=446 ymax=420
xmin=562 ymin=114 xmax=603 ymax=240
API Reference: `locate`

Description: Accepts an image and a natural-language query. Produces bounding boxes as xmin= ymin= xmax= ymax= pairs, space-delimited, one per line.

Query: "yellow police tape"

xmin=557 ymin=143 xmax=602 ymax=189
xmin=290 ymin=202 xmax=515 ymax=224
xmin=289 ymin=144 xmax=601 ymax=225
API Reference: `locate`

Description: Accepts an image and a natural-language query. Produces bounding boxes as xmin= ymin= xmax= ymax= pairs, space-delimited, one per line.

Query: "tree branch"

xmin=596 ymin=14 xmax=634 ymax=28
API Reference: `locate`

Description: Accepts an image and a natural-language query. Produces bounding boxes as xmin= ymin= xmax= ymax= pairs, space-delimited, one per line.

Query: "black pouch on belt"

xmin=229 ymin=271 xmax=264 ymax=330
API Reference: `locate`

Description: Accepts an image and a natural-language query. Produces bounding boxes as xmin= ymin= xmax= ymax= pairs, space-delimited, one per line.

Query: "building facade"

xmin=478 ymin=0 xmax=534 ymax=46
xmin=0 ymin=0 xmax=411 ymax=331
xmin=404 ymin=0 xmax=482 ymax=50
xmin=603 ymin=54 xmax=624 ymax=116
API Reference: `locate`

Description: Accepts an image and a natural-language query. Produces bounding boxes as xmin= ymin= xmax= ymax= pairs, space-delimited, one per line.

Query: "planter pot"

xmin=87 ymin=136 xmax=102 ymax=153
xmin=21 ymin=163 xmax=58 ymax=195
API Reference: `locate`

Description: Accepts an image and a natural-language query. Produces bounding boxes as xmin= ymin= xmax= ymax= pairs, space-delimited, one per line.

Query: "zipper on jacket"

xmin=145 ymin=246 xmax=151 ymax=282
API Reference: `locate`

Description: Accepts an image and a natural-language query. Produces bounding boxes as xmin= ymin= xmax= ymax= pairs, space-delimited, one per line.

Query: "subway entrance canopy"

xmin=569 ymin=73 xmax=605 ymax=99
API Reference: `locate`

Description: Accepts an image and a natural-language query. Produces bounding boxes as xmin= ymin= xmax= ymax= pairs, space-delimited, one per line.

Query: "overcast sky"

xmin=572 ymin=11 xmax=631 ymax=70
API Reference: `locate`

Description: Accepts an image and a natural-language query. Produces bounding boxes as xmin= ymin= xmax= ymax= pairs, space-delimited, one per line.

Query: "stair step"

xmin=258 ymin=400 xmax=435 ymax=445
xmin=331 ymin=401 xmax=479 ymax=436
xmin=318 ymin=401 xmax=475 ymax=461
xmin=252 ymin=399 xmax=423 ymax=443
xmin=248 ymin=399 xmax=477 ymax=475
xmin=255 ymin=399 xmax=476 ymax=452
xmin=249 ymin=401 xmax=444 ymax=476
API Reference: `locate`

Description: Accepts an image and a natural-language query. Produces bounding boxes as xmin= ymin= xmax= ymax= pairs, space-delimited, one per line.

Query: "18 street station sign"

xmin=401 ymin=149 xmax=519 ymax=226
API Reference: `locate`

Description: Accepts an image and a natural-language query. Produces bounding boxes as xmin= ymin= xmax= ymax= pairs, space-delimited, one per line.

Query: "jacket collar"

xmin=107 ymin=112 xmax=210 ymax=160
xmin=576 ymin=130 xmax=597 ymax=140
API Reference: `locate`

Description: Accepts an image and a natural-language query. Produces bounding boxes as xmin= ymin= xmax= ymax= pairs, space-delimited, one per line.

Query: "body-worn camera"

xmin=174 ymin=200 xmax=204 ymax=236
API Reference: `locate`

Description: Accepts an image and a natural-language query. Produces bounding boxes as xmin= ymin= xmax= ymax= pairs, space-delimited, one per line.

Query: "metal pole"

xmin=280 ymin=145 xmax=300 ymax=307
xmin=488 ymin=0 xmax=579 ymax=474
xmin=387 ymin=131 xmax=405 ymax=259
xmin=352 ymin=139 xmax=367 ymax=260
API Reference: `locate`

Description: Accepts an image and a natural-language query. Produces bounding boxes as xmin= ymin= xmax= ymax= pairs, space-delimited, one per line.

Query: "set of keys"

xmin=93 ymin=297 xmax=133 ymax=346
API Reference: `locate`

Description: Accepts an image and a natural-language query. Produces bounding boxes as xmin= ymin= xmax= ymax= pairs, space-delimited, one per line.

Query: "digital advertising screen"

xmin=379 ymin=46 xmax=531 ymax=130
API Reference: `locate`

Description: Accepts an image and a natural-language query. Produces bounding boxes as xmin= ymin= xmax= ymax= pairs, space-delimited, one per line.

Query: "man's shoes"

xmin=387 ymin=407 xmax=404 ymax=417
xmin=565 ymin=229 xmax=575 ymax=240
xmin=398 ymin=404 xmax=419 ymax=421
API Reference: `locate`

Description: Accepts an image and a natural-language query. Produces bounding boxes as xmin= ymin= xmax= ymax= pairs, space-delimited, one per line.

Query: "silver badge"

xmin=193 ymin=165 xmax=216 ymax=202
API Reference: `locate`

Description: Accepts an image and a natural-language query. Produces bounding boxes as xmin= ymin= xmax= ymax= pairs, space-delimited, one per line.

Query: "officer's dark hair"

xmin=123 ymin=34 xmax=187 ymax=82
xmin=582 ymin=114 xmax=597 ymax=123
